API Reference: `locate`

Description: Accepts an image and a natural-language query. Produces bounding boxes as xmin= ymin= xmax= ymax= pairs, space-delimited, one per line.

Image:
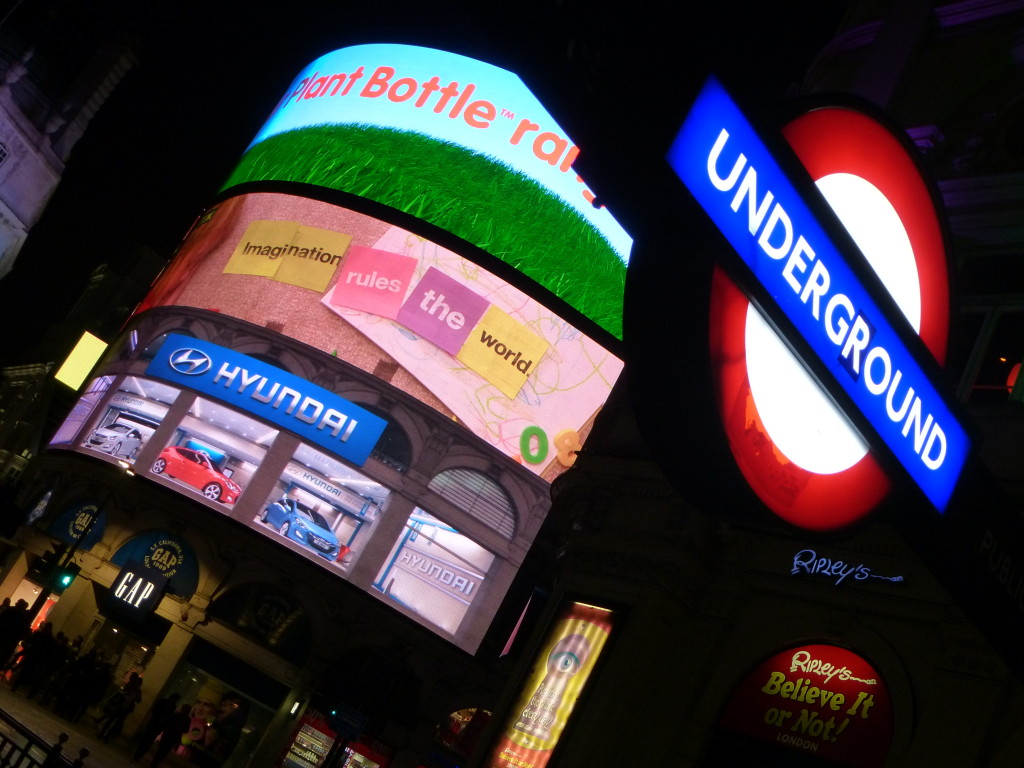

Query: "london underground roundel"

xmin=710 ymin=107 xmax=950 ymax=530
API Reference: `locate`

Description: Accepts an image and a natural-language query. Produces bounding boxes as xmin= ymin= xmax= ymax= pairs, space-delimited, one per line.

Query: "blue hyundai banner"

xmin=668 ymin=76 xmax=970 ymax=512
xmin=146 ymin=334 xmax=387 ymax=466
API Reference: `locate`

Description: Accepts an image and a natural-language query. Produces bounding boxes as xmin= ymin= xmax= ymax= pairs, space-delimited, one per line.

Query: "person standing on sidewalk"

xmin=133 ymin=691 xmax=181 ymax=761
xmin=97 ymin=671 xmax=143 ymax=743
xmin=150 ymin=702 xmax=191 ymax=767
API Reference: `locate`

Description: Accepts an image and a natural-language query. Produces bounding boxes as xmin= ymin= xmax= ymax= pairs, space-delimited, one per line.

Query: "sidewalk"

xmin=0 ymin=681 xmax=140 ymax=767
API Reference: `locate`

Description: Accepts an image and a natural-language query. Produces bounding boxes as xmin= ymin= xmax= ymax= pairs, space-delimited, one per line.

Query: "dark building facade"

xmin=525 ymin=1 xmax=1024 ymax=766
xmin=0 ymin=1 xmax=134 ymax=280
xmin=3 ymin=2 xmax=1024 ymax=768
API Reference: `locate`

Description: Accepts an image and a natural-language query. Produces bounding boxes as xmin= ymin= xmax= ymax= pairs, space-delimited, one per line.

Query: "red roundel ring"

xmin=709 ymin=107 xmax=949 ymax=530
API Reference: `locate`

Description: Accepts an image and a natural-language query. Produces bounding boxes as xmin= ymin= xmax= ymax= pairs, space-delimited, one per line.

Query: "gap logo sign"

xmin=668 ymin=76 xmax=969 ymax=514
xmin=146 ymin=335 xmax=387 ymax=466
xmin=109 ymin=561 xmax=167 ymax=616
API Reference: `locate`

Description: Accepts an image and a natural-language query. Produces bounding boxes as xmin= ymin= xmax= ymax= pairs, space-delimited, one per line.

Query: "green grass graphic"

xmin=223 ymin=125 xmax=625 ymax=338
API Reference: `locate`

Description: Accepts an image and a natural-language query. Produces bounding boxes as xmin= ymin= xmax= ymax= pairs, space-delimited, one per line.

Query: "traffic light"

xmin=29 ymin=549 xmax=62 ymax=582
xmin=51 ymin=562 xmax=80 ymax=594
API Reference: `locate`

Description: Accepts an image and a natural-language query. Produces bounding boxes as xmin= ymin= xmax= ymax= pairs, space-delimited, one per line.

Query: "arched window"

xmin=140 ymin=330 xmax=196 ymax=361
xmin=208 ymin=583 xmax=312 ymax=662
xmin=429 ymin=468 xmax=515 ymax=539
xmin=359 ymin=403 xmax=412 ymax=473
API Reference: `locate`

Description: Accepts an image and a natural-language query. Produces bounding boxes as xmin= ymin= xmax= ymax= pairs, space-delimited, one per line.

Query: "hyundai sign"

xmin=668 ymin=77 xmax=969 ymax=512
xmin=146 ymin=335 xmax=387 ymax=466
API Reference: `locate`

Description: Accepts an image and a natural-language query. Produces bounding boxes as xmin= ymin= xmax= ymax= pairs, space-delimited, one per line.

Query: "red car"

xmin=151 ymin=446 xmax=242 ymax=504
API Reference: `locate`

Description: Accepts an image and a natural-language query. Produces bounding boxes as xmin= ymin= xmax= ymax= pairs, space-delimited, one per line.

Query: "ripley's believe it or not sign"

xmin=670 ymin=76 xmax=969 ymax=526
xmin=136 ymin=44 xmax=629 ymax=483
xmin=717 ymin=644 xmax=893 ymax=766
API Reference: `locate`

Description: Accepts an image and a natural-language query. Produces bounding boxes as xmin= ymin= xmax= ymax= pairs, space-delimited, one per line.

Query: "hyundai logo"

xmin=168 ymin=348 xmax=213 ymax=376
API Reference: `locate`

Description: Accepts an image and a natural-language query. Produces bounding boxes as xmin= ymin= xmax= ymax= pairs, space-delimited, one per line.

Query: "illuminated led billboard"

xmin=223 ymin=43 xmax=631 ymax=339
xmin=137 ymin=192 xmax=621 ymax=480
xmin=49 ymin=44 xmax=628 ymax=654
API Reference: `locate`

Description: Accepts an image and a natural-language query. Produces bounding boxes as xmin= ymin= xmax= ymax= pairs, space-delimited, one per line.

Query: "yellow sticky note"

xmin=224 ymin=220 xmax=287 ymax=277
xmin=457 ymin=306 xmax=549 ymax=398
xmin=226 ymin=220 xmax=352 ymax=291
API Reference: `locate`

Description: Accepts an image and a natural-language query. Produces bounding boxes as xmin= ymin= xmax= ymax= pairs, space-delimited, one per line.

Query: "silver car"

xmin=86 ymin=423 xmax=145 ymax=458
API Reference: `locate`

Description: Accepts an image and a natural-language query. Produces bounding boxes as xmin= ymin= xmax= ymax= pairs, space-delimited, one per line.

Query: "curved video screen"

xmin=227 ymin=43 xmax=631 ymax=339
xmin=136 ymin=191 xmax=622 ymax=482
xmin=48 ymin=44 xmax=630 ymax=654
xmin=50 ymin=369 xmax=507 ymax=652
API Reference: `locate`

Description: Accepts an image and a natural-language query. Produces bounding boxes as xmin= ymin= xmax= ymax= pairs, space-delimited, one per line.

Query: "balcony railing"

xmin=0 ymin=707 xmax=88 ymax=767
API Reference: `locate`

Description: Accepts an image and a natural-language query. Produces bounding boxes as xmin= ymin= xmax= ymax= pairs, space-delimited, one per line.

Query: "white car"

xmin=86 ymin=423 xmax=145 ymax=458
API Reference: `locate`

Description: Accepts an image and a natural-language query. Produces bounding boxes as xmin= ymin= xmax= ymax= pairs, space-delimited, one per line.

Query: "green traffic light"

xmin=51 ymin=562 xmax=80 ymax=594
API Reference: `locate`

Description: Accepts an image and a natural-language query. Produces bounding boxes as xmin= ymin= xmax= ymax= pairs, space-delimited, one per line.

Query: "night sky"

xmin=0 ymin=1 xmax=844 ymax=366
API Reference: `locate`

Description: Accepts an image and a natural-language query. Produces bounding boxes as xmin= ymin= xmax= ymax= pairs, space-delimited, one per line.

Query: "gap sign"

xmin=110 ymin=561 xmax=167 ymax=616
xmin=668 ymin=77 xmax=969 ymax=512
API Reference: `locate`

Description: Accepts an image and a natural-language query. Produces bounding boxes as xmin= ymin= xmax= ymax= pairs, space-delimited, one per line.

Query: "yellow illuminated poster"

xmin=54 ymin=331 xmax=108 ymax=390
xmin=487 ymin=602 xmax=613 ymax=768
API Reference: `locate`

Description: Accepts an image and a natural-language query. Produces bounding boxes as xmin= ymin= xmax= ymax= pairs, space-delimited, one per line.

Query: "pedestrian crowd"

xmin=0 ymin=598 xmax=115 ymax=723
xmin=0 ymin=598 xmax=249 ymax=766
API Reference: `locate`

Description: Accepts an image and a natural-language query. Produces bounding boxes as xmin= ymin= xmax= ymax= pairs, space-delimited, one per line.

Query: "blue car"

xmin=260 ymin=497 xmax=341 ymax=560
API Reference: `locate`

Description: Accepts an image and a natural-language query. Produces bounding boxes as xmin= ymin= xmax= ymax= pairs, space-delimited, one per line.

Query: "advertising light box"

xmin=487 ymin=602 xmax=614 ymax=768
xmin=138 ymin=191 xmax=622 ymax=481
xmin=669 ymin=76 xmax=969 ymax=515
xmin=714 ymin=643 xmax=893 ymax=766
xmin=222 ymin=43 xmax=631 ymax=339
xmin=54 ymin=331 xmax=108 ymax=390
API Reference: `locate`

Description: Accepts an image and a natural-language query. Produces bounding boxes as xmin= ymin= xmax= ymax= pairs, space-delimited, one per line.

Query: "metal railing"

xmin=0 ymin=707 xmax=88 ymax=767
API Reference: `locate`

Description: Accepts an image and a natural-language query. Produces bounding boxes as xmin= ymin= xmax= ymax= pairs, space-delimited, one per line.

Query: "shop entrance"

xmin=159 ymin=638 xmax=288 ymax=768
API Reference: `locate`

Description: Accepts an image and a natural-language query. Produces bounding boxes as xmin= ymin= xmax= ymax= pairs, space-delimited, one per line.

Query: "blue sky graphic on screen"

xmin=249 ymin=43 xmax=632 ymax=260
